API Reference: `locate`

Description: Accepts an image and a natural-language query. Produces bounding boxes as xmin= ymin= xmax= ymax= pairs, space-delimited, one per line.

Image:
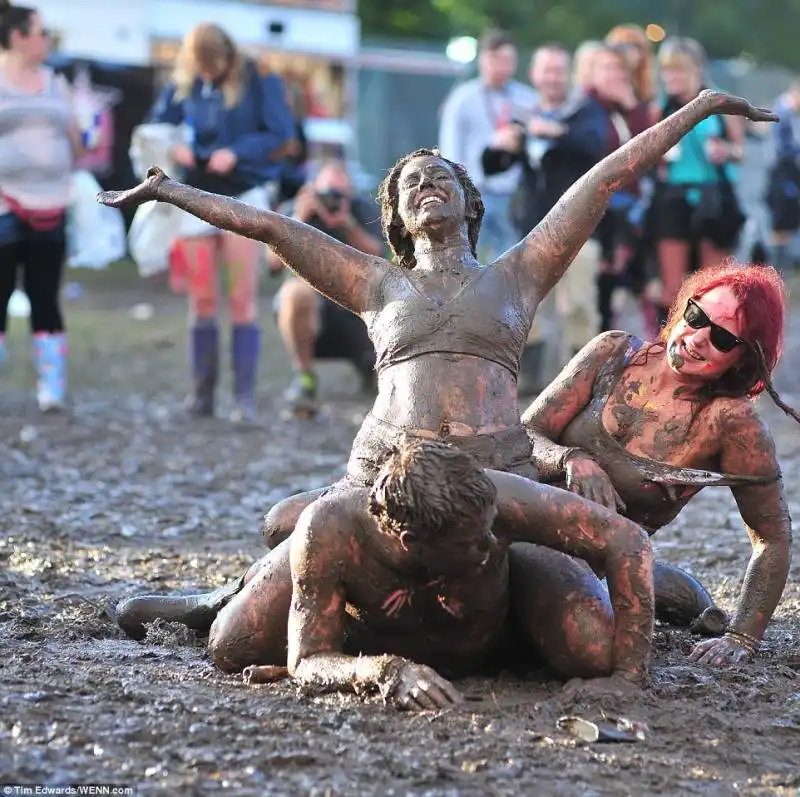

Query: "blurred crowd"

xmin=438 ymin=24 xmax=800 ymax=389
xmin=0 ymin=4 xmax=382 ymax=416
xmin=1 ymin=2 xmax=799 ymax=417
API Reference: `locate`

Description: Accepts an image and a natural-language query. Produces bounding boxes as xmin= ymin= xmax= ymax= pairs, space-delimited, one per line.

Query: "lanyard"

xmin=483 ymin=85 xmax=512 ymax=129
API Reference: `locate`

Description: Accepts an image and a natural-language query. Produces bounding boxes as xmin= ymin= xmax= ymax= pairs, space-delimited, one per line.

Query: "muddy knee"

xmin=547 ymin=594 xmax=615 ymax=680
xmin=261 ymin=502 xmax=295 ymax=549
xmin=207 ymin=594 xmax=288 ymax=674
xmin=509 ymin=544 xmax=614 ymax=680
xmin=261 ymin=488 xmax=327 ymax=549
xmin=207 ymin=611 xmax=244 ymax=673
xmin=207 ymin=542 xmax=294 ymax=673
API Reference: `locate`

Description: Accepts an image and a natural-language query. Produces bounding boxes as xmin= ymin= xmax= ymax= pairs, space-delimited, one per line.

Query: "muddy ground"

xmin=1 ymin=267 xmax=799 ymax=796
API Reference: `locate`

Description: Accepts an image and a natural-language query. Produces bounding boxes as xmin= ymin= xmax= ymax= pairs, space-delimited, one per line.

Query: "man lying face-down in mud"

xmin=277 ymin=438 xmax=655 ymax=708
xmin=136 ymin=437 xmax=658 ymax=708
xmin=101 ymin=90 xmax=776 ymax=702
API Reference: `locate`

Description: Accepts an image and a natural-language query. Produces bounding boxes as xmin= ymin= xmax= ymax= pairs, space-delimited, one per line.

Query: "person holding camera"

xmin=268 ymin=159 xmax=385 ymax=410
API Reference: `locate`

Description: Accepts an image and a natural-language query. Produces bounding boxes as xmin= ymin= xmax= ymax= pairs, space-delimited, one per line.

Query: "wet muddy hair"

xmin=659 ymin=260 xmax=799 ymax=422
xmin=368 ymin=438 xmax=497 ymax=547
xmin=376 ymin=148 xmax=484 ymax=270
xmin=0 ymin=1 xmax=36 ymax=49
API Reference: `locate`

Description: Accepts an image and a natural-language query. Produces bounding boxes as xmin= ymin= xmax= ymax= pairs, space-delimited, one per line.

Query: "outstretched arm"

xmin=498 ymin=90 xmax=778 ymax=310
xmin=491 ymin=471 xmax=654 ymax=685
xmin=287 ymin=507 xmax=463 ymax=711
xmin=690 ymin=409 xmax=791 ymax=666
xmin=97 ymin=168 xmax=387 ymax=314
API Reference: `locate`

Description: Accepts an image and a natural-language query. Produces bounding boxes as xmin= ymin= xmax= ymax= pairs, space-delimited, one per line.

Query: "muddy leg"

xmin=208 ymin=539 xmax=293 ymax=673
xmin=654 ymin=561 xmax=727 ymax=636
xmin=508 ymin=542 xmax=614 ymax=680
xmin=261 ymin=487 xmax=328 ymax=549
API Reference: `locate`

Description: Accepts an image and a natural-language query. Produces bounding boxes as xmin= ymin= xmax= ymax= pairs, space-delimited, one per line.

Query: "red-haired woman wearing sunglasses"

xmin=523 ymin=261 xmax=796 ymax=666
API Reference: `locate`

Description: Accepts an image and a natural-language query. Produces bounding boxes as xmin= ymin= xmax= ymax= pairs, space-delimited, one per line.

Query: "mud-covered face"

xmin=416 ymin=505 xmax=499 ymax=576
xmin=396 ymin=155 xmax=467 ymax=235
xmin=666 ymin=287 xmax=747 ymax=381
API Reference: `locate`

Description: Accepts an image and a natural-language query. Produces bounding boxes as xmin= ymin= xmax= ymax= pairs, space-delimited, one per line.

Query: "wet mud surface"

xmin=1 ymin=281 xmax=799 ymax=796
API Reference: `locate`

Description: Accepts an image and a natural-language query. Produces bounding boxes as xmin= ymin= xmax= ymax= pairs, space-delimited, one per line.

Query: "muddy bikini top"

xmin=559 ymin=333 xmax=779 ymax=528
xmin=365 ymin=263 xmax=530 ymax=376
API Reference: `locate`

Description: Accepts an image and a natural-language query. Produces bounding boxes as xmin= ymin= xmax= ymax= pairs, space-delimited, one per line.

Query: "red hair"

xmin=660 ymin=261 xmax=787 ymax=399
xmin=606 ymin=24 xmax=655 ymax=103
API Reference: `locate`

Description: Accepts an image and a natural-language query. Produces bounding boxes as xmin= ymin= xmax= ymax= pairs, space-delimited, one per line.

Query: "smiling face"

xmin=531 ymin=47 xmax=570 ymax=105
xmin=396 ymin=155 xmax=467 ymax=235
xmin=593 ymin=49 xmax=631 ymax=99
xmin=666 ymin=287 xmax=747 ymax=381
xmin=659 ymin=54 xmax=702 ymax=100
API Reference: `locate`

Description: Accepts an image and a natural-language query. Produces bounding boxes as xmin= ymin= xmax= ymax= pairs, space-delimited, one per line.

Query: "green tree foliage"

xmin=357 ymin=0 xmax=800 ymax=71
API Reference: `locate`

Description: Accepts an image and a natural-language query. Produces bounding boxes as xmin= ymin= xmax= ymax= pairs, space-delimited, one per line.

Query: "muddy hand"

xmin=702 ymin=90 xmax=779 ymax=123
xmin=566 ymin=456 xmax=626 ymax=512
xmin=688 ymin=634 xmax=755 ymax=666
xmin=97 ymin=166 xmax=170 ymax=208
xmin=563 ymin=672 xmax=643 ymax=700
xmin=386 ymin=662 xmax=464 ymax=711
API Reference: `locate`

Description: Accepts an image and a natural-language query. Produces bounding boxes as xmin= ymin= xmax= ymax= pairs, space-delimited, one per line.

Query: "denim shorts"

xmin=0 ymin=212 xmax=66 ymax=247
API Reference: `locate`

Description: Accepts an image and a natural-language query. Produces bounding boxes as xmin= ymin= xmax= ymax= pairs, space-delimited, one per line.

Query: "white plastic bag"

xmin=128 ymin=200 xmax=181 ymax=277
xmin=126 ymin=123 xmax=186 ymax=276
xmin=129 ymin=122 xmax=183 ymax=179
xmin=66 ymin=170 xmax=126 ymax=270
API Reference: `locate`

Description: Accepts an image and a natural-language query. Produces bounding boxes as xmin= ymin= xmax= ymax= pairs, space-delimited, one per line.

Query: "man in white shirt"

xmin=438 ymin=29 xmax=537 ymax=263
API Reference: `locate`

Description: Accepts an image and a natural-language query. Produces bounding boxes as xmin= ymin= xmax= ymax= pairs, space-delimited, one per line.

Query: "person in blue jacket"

xmin=150 ymin=22 xmax=295 ymax=421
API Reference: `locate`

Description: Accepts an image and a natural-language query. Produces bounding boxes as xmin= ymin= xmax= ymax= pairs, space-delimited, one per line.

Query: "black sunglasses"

xmin=683 ymin=298 xmax=745 ymax=353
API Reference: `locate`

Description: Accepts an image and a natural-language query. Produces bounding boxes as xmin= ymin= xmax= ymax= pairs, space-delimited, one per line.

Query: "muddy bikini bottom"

xmin=340 ymin=412 xmax=538 ymax=487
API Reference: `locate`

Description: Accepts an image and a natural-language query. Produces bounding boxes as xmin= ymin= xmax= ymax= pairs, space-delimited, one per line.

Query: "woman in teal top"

xmin=652 ymin=38 xmax=746 ymax=323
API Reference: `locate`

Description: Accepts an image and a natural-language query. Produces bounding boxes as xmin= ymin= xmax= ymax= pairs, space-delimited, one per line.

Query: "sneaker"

xmin=284 ymin=370 xmax=318 ymax=411
xmin=230 ymin=402 xmax=256 ymax=424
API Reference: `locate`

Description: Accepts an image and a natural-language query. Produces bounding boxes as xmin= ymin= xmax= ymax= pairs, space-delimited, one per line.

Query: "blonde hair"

xmin=572 ymin=40 xmax=603 ymax=89
xmin=657 ymin=36 xmax=706 ymax=74
xmin=606 ymin=24 xmax=655 ymax=102
xmin=172 ymin=23 xmax=245 ymax=108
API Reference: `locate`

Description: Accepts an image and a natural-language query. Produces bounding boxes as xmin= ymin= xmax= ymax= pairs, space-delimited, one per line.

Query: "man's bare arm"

xmin=287 ymin=504 xmax=463 ymax=710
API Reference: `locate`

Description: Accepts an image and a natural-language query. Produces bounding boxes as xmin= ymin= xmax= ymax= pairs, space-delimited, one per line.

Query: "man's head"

xmin=477 ymin=29 xmax=517 ymax=88
xmin=368 ymin=438 xmax=498 ymax=571
xmin=530 ymin=44 xmax=571 ymax=105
